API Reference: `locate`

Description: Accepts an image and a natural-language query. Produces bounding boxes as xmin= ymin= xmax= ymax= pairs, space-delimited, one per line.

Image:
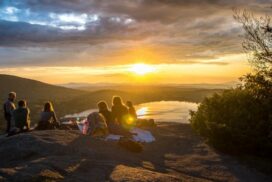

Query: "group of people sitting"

xmin=3 ymin=92 xmax=60 ymax=135
xmin=90 ymin=97 xmax=138 ymax=137
xmin=3 ymin=91 xmax=139 ymax=137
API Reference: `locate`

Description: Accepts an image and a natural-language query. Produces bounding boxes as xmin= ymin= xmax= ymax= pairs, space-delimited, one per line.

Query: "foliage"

xmin=190 ymin=10 xmax=272 ymax=156
xmin=234 ymin=10 xmax=272 ymax=73
xmin=190 ymin=89 xmax=272 ymax=155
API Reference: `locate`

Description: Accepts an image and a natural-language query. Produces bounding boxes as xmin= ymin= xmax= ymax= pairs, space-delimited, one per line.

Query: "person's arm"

xmin=6 ymin=102 xmax=15 ymax=115
xmin=26 ymin=108 xmax=30 ymax=129
xmin=8 ymin=102 xmax=16 ymax=128
xmin=108 ymin=111 xmax=114 ymax=124
xmin=132 ymin=107 xmax=137 ymax=119
xmin=124 ymin=106 xmax=129 ymax=115
xmin=52 ymin=111 xmax=60 ymax=126
xmin=111 ymin=107 xmax=116 ymax=119
xmin=111 ymin=107 xmax=119 ymax=124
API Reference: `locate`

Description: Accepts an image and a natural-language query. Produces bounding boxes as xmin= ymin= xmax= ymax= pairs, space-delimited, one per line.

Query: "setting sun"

xmin=129 ymin=63 xmax=156 ymax=75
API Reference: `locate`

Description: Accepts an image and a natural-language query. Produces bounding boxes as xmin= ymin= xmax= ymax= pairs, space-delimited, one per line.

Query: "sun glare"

xmin=129 ymin=63 xmax=156 ymax=75
xmin=137 ymin=107 xmax=148 ymax=117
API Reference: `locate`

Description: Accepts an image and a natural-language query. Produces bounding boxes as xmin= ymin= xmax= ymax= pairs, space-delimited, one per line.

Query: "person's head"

xmin=44 ymin=102 xmax=54 ymax=112
xmin=8 ymin=92 xmax=16 ymax=101
xmin=112 ymin=96 xmax=123 ymax=106
xmin=126 ymin=101 xmax=133 ymax=108
xmin=18 ymin=100 xmax=26 ymax=108
xmin=97 ymin=101 xmax=109 ymax=112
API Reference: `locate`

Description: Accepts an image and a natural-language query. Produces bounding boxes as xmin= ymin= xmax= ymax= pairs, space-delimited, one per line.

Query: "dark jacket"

xmin=3 ymin=100 xmax=16 ymax=120
xmin=100 ymin=109 xmax=132 ymax=135
xmin=13 ymin=107 xmax=30 ymax=129
xmin=3 ymin=99 xmax=16 ymax=132
xmin=99 ymin=110 xmax=114 ymax=127
xmin=112 ymin=104 xmax=129 ymax=126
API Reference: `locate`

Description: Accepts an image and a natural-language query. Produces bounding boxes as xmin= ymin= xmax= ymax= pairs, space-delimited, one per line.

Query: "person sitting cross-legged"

xmin=98 ymin=101 xmax=133 ymax=137
xmin=111 ymin=96 xmax=129 ymax=129
xmin=36 ymin=102 xmax=59 ymax=130
xmin=13 ymin=100 xmax=31 ymax=132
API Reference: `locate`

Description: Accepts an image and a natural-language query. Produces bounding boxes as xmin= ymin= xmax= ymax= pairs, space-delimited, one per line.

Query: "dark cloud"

xmin=0 ymin=0 xmax=271 ymax=66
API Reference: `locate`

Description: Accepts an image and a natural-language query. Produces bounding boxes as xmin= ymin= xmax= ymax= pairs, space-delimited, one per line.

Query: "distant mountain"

xmin=0 ymin=75 xmax=88 ymax=128
xmin=0 ymin=74 xmax=224 ymax=130
xmin=0 ymin=75 xmax=135 ymax=129
xmin=58 ymin=82 xmax=93 ymax=89
xmin=58 ymin=82 xmax=124 ymax=91
xmin=59 ymin=82 xmax=238 ymax=91
xmin=173 ymin=82 xmax=239 ymax=89
xmin=0 ymin=74 xmax=86 ymax=101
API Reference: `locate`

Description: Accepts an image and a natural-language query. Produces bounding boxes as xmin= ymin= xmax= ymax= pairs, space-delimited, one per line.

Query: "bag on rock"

xmin=118 ymin=137 xmax=143 ymax=153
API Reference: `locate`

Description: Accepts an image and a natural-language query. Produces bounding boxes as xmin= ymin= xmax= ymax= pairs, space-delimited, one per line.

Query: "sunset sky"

xmin=0 ymin=0 xmax=271 ymax=84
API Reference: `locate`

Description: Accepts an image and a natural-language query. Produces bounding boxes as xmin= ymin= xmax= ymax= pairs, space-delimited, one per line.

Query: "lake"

xmin=65 ymin=101 xmax=198 ymax=123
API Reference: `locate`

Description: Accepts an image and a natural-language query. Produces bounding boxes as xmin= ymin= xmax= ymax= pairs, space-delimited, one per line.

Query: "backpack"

xmin=118 ymin=137 xmax=143 ymax=153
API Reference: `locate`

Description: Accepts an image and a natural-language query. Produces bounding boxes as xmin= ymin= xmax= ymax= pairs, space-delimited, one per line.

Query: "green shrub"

xmin=191 ymin=9 xmax=272 ymax=157
xmin=190 ymin=88 xmax=272 ymax=155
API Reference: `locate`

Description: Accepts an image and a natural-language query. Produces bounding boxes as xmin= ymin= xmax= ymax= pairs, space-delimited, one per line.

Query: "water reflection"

xmin=65 ymin=101 xmax=198 ymax=124
xmin=136 ymin=107 xmax=149 ymax=117
xmin=136 ymin=101 xmax=198 ymax=123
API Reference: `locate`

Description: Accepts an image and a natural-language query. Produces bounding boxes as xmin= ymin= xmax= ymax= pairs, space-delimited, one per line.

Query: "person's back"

xmin=98 ymin=101 xmax=133 ymax=136
xmin=97 ymin=101 xmax=113 ymax=127
xmin=3 ymin=100 xmax=16 ymax=119
xmin=13 ymin=100 xmax=30 ymax=131
xmin=112 ymin=104 xmax=128 ymax=123
xmin=112 ymin=105 xmax=128 ymax=123
xmin=111 ymin=96 xmax=129 ymax=127
xmin=87 ymin=112 xmax=108 ymax=136
xmin=37 ymin=102 xmax=59 ymax=130
xmin=126 ymin=101 xmax=137 ymax=120
xmin=99 ymin=109 xmax=113 ymax=126
xmin=40 ymin=111 xmax=57 ymax=123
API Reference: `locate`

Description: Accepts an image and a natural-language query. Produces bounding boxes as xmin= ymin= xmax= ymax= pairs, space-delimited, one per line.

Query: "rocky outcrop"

xmin=0 ymin=124 xmax=271 ymax=182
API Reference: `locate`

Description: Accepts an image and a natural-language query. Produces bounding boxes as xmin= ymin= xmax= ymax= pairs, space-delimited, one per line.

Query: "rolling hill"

xmin=0 ymin=74 xmax=86 ymax=101
xmin=0 ymin=74 xmax=127 ymax=129
xmin=0 ymin=74 xmax=224 ymax=130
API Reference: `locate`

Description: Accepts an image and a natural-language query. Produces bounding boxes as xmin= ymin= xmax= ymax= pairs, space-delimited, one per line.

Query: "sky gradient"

xmin=0 ymin=0 xmax=271 ymax=84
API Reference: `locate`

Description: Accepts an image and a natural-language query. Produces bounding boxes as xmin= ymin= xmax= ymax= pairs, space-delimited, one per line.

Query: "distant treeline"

xmin=0 ymin=75 xmax=224 ymax=130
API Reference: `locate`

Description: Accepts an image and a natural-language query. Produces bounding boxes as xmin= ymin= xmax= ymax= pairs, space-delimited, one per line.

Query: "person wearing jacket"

xmin=13 ymin=100 xmax=30 ymax=131
xmin=3 ymin=92 xmax=16 ymax=133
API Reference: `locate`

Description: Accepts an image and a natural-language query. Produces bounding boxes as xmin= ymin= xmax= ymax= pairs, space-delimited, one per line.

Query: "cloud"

xmin=0 ymin=0 xmax=271 ymax=67
xmin=177 ymin=60 xmax=229 ymax=65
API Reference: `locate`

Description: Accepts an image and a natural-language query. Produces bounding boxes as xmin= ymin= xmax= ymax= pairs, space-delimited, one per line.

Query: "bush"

xmin=190 ymin=9 xmax=272 ymax=158
xmin=190 ymin=88 xmax=272 ymax=155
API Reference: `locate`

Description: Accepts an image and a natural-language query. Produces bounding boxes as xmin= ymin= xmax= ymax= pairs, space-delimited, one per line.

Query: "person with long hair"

xmin=98 ymin=101 xmax=114 ymax=127
xmin=37 ymin=102 xmax=59 ymax=130
xmin=98 ymin=100 xmax=133 ymax=136
xmin=111 ymin=96 xmax=129 ymax=128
